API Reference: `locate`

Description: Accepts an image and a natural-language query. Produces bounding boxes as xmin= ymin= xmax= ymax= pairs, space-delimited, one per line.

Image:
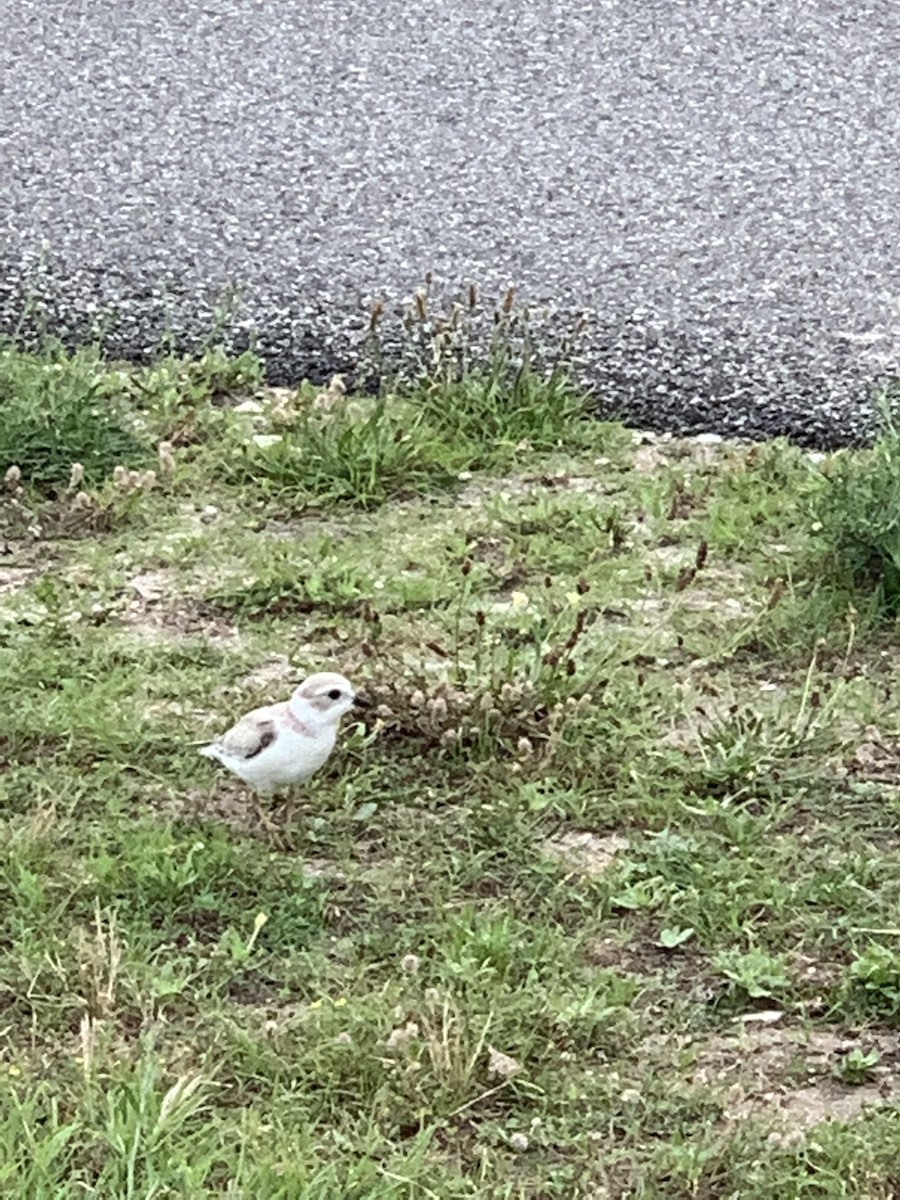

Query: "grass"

xmin=4 ymin=323 xmax=900 ymax=1196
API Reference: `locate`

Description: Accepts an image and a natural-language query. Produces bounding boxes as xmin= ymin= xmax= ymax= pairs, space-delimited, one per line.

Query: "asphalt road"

xmin=2 ymin=0 xmax=900 ymax=445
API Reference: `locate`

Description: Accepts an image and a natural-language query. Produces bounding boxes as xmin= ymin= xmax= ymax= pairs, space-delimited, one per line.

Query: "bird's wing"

xmin=215 ymin=706 xmax=280 ymax=761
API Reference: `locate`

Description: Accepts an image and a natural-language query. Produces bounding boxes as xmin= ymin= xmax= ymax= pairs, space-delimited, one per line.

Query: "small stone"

xmin=508 ymin=1132 xmax=529 ymax=1152
xmin=487 ymin=1045 xmax=522 ymax=1079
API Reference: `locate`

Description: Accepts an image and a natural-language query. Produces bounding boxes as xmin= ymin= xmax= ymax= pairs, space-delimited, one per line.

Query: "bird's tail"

xmin=198 ymin=743 xmax=220 ymax=760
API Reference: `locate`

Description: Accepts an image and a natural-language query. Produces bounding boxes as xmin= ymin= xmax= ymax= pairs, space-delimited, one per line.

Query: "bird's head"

xmin=290 ymin=672 xmax=365 ymax=726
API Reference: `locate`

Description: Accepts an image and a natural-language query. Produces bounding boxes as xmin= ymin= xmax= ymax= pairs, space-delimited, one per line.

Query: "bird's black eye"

xmin=328 ymin=688 xmax=342 ymax=701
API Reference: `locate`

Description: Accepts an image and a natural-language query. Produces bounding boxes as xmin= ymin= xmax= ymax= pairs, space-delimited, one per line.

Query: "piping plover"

xmin=199 ymin=671 xmax=362 ymax=793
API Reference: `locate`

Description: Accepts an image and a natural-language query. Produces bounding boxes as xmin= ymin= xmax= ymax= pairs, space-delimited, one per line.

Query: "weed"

xmin=845 ymin=943 xmax=900 ymax=1018
xmin=833 ymin=1046 xmax=881 ymax=1085
xmin=812 ymin=389 xmax=900 ymax=615
xmin=712 ymin=945 xmax=790 ymax=1003
xmin=230 ymin=395 xmax=459 ymax=509
xmin=0 ymin=344 xmax=149 ymax=492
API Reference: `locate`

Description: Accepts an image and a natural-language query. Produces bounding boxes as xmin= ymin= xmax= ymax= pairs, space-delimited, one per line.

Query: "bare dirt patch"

xmin=543 ymin=831 xmax=630 ymax=878
xmin=229 ymin=654 xmax=297 ymax=695
xmin=0 ymin=565 xmax=40 ymax=597
xmin=686 ymin=1023 xmax=900 ymax=1137
xmin=117 ymin=569 xmax=239 ymax=646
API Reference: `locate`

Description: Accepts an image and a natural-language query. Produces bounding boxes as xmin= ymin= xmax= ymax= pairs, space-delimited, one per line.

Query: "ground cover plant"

xmin=4 ymin=303 xmax=900 ymax=1196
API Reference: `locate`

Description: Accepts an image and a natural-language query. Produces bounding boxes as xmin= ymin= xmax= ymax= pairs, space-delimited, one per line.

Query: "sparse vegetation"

xmin=812 ymin=387 xmax=900 ymax=615
xmin=4 ymin=306 xmax=900 ymax=1196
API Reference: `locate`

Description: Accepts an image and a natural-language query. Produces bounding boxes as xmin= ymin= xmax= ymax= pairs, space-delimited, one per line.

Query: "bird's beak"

xmin=352 ymin=693 xmax=372 ymax=710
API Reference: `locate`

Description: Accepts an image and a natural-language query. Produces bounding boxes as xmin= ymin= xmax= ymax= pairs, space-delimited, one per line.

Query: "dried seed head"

xmin=440 ymin=728 xmax=458 ymax=745
xmin=270 ymin=400 xmax=298 ymax=429
xmin=409 ymin=689 xmax=426 ymax=709
xmin=385 ymin=1021 xmax=420 ymax=1052
xmin=502 ymin=285 xmax=515 ymax=314
xmin=4 ymin=464 xmax=22 ymax=489
xmin=675 ymin=566 xmax=695 ymax=592
xmin=517 ymin=736 xmax=534 ymax=757
xmin=400 ymin=953 xmax=421 ymax=974
xmin=369 ymin=300 xmax=384 ymax=331
xmin=72 ymin=490 xmax=93 ymax=511
xmin=576 ymin=693 xmax=593 ymax=709
xmin=157 ymin=441 xmax=176 ymax=474
xmin=767 ymin=579 xmax=785 ymax=610
xmin=475 ymin=609 xmax=486 ymax=627
xmin=140 ymin=470 xmax=157 ymax=490
xmin=112 ymin=465 xmax=128 ymax=488
xmin=429 ymin=696 xmax=448 ymax=720
xmin=328 ymin=374 xmax=346 ymax=397
xmin=479 ymin=692 xmax=494 ymax=712
xmin=414 ymin=289 xmax=427 ymax=320
xmin=468 ymin=282 xmax=477 ymax=309
xmin=576 ymin=577 xmax=591 ymax=595
xmin=487 ymin=707 xmax=502 ymax=723
xmin=68 ymin=462 xmax=84 ymax=489
xmin=461 ymin=559 xmax=473 ymax=577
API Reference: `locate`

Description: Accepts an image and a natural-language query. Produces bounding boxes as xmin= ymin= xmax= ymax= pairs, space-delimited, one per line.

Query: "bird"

xmin=199 ymin=671 xmax=362 ymax=794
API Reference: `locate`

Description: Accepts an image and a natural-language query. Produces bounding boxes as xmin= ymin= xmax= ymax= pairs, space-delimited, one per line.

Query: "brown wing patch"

xmin=245 ymin=726 xmax=277 ymax=759
xmin=218 ymin=713 xmax=278 ymax=761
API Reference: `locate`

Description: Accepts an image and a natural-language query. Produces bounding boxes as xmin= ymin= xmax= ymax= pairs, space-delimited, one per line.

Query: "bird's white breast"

xmin=228 ymin=723 xmax=337 ymax=792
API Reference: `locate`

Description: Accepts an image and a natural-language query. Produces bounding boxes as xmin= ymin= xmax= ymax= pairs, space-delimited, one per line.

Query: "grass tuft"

xmin=0 ymin=344 xmax=149 ymax=492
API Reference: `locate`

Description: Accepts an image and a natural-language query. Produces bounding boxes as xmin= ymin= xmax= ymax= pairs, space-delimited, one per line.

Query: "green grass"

xmin=4 ymin=334 xmax=900 ymax=1196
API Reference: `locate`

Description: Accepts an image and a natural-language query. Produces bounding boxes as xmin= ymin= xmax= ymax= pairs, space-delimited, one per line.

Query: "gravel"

xmin=2 ymin=0 xmax=900 ymax=447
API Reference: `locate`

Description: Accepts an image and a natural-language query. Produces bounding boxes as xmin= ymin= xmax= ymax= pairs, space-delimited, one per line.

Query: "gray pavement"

xmin=2 ymin=0 xmax=900 ymax=445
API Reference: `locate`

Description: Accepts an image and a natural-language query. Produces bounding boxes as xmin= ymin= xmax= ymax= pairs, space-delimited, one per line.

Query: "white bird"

xmin=199 ymin=671 xmax=362 ymax=794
